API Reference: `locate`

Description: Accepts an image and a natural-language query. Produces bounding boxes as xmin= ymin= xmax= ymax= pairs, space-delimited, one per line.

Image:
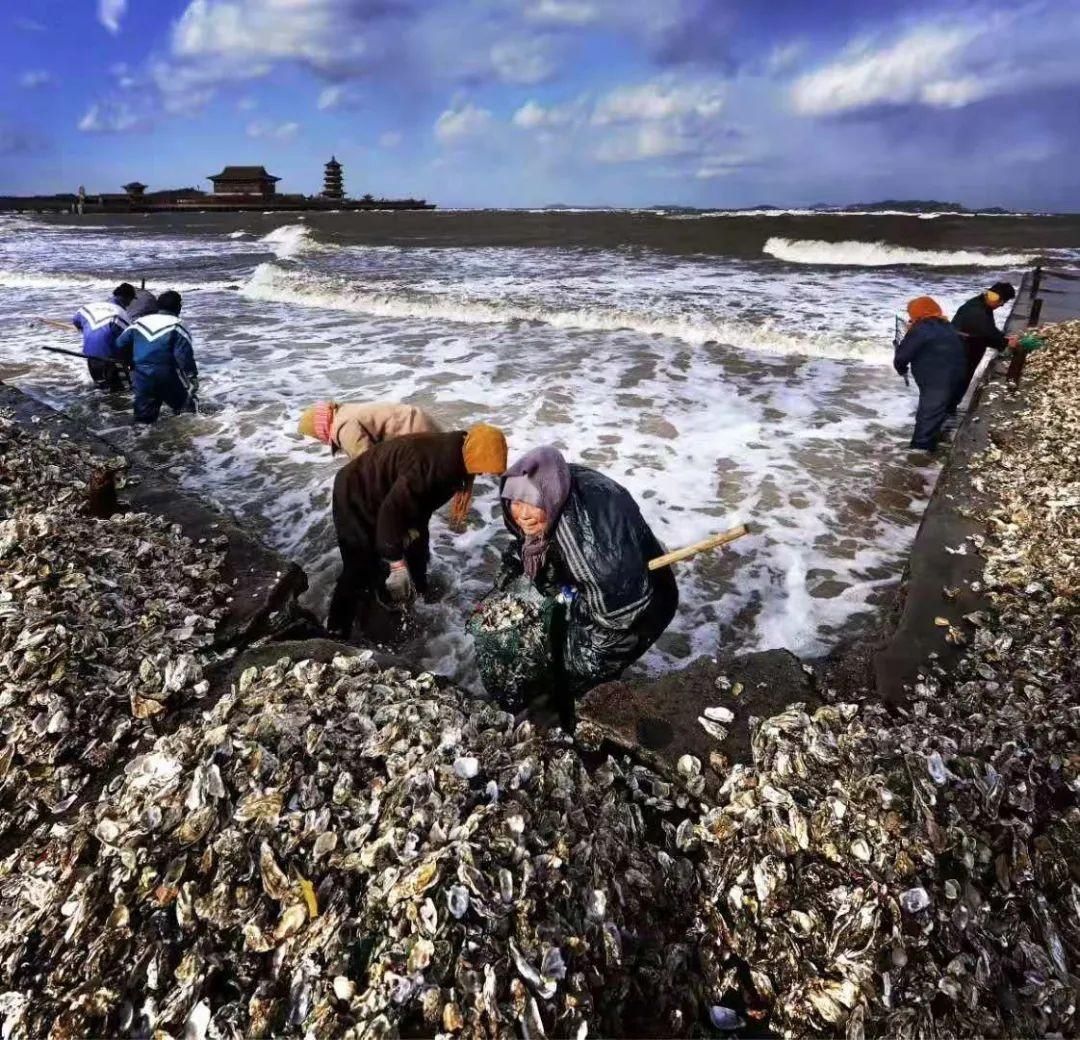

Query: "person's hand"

xmin=1006 ymin=334 xmax=1020 ymax=349
xmin=385 ymin=561 xmax=415 ymax=603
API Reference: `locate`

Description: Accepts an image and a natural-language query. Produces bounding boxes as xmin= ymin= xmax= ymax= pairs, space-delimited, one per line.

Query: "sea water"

xmin=1 ymin=210 xmax=1075 ymax=686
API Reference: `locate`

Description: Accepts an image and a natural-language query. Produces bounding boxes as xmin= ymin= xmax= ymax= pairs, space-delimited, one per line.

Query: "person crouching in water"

xmin=297 ymin=401 xmax=441 ymax=458
xmin=893 ymin=297 xmax=967 ymax=452
xmin=499 ymin=446 xmax=678 ymax=696
xmin=327 ymin=423 xmax=508 ymax=639
xmin=952 ymin=280 xmax=1017 ymax=396
xmin=116 ymin=290 xmax=198 ymax=425
xmin=73 ymin=282 xmax=135 ymax=390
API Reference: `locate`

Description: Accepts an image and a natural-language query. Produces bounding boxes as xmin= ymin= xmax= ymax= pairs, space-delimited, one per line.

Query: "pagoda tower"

xmin=322 ymin=156 xmax=344 ymax=201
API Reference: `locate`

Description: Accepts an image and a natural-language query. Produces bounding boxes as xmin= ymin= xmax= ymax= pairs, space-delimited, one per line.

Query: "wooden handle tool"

xmin=648 ymin=524 xmax=750 ymax=570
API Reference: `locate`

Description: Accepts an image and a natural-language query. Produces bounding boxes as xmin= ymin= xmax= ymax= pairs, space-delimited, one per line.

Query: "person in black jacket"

xmin=952 ymin=281 xmax=1017 ymax=397
xmin=894 ymin=296 xmax=968 ymax=451
xmin=327 ymin=423 xmax=507 ymax=638
xmin=498 ymin=445 xmax=678 ymax=695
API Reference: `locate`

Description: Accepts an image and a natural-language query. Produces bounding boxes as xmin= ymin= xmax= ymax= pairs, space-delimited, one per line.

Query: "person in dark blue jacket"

xmin=72 ymin=283 xmax=135 ymax=390
xmin=115 ymin=290 xmax=198 ymax=424
xmin=893 ymin=296 xmax=967 ymax=452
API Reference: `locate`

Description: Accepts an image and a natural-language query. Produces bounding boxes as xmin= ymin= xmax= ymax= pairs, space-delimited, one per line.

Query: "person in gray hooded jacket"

xmin=498 ymin=445 xmax=678 ymax=695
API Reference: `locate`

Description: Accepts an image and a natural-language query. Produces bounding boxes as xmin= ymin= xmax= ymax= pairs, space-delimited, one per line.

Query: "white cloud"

xmin=19 ymin=70 xmax=52 ymax=89
xmin=317 ymin=84 xmax=361 ymax=111
xmin=435 ymin=102 xmax=494 ymax=144
xmin=379 ymin=130 xmax=403 ymax=148
xmin=247 ymin=119 xmax=300 ymax=141
xmin=490 ymin=37 xmax=555 ymax=85
xmin=593 ymin=122 xmax=697 ymax=163
xmin=237 ymin=96 xmax=258 ymax=111
xmin=512 ymin=98 xmax=581 ymax=129
xmin=791 ymin=8 xmax=1080 ymax=116
xmin=695 ymin=154 xmax=759 ymax=179
xmin=318 ymin=86 xmax=345 ymax=110
xmin=791 ymin=26 xmax=979 ymax=115
xmin=592 ymin=78 xmax=724 ymax=124
xmin=98 ymin=0 xmax=127 ymax=34
xmin=78 ymin=101 xmax=146 ymax=134
xmin=525 ymin=0 xmax=598 ymax=25
xmin=13 ymin=17 xmax=47 ymax=32
xmin=765 ymin=41 xmax=803 ymax=77
xmin=110 ymin=63 xmax=138 ymax=89
xmin=172 ymin=0 xmax=370 ymax=75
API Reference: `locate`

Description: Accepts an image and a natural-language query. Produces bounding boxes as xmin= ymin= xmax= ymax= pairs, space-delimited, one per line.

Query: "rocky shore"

xmin=0 ymin=322 xmax=1077 ymax=1038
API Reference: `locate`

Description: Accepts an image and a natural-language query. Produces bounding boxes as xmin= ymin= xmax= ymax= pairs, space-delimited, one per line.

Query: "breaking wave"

xmin=763 ymin=237 xmax=1034 ymax=267
xmin=0 ymin=269 xmax=116 ymax=291
xmin=242 ymin=262 xmax=881 ymax=362
xmin=258 ymin=224 xmax=321 ymax=260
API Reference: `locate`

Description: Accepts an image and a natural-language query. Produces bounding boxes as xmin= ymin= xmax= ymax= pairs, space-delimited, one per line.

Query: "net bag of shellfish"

xmin=467 ymin=577 xmax=559 ymax=711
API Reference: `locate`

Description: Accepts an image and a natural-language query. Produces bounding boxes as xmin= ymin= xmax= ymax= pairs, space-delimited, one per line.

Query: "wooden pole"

xmin=37 ymin=317 xmax=76 ymax=332
xmin=648 ymin=524 xmax=750 ymax=570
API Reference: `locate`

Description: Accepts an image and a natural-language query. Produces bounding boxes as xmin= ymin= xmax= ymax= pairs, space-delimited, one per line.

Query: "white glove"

xmin=385 ymin=562 xmax=415 ymax=604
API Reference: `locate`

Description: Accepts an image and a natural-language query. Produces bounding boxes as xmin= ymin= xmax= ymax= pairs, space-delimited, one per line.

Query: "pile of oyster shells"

xmin=0 ymin=321 xmax=1077 ymax=1040
xmin=0 ymin=653 xmax=703 ymax=1038
xmin=0 ymin=414 xmax=230 ymax=834
xmin=688 ymin=321 xmax=1080 ymax=1037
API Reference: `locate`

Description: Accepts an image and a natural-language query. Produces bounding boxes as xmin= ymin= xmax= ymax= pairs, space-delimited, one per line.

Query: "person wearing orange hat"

xmin=327 ymin=423 xmax=508 ymax=638
xmin=297 ymin=401 xmax=441 ymax=458
xmin=893 ymin=296 xmax=968 ymax=452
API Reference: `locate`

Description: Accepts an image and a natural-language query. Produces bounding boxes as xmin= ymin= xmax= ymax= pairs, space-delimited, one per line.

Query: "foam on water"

xmin=0 ymin=211 xmax=1035 ymax=689
xmin=764 ymin=237 xmax=1035 ymax=267
xmin=258 ymin=224 xmax=320 ymax=259
xmin=241 ymin=261 xmax=887 ymax=362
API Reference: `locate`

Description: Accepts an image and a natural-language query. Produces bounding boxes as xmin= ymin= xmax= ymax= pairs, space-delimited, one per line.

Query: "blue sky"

xmin=1 ymin=0 xmax=1078 ymax=209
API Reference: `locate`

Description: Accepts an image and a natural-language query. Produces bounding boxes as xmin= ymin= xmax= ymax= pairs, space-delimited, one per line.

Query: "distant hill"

xmin=810 ymin=200 xmax=1012 ymax=214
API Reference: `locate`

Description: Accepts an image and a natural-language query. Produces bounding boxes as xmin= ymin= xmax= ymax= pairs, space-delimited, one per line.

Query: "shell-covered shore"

xmin=0 ymin=323 xmax=1078 ymax=1039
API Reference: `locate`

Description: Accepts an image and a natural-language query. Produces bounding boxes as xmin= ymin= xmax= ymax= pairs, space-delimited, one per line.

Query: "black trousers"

xmin=86 ymin=357 xmax=125 ymax=391
xmin=326 ymin=508 xmax=431 ymax=639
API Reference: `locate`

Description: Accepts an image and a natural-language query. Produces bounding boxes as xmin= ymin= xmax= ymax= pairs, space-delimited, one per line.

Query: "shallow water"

xmin=1 ymin=210 xmax=1071 ymax=687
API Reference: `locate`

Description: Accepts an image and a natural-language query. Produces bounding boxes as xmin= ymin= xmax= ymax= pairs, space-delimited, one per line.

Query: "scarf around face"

xmin=500 ymin=446 xmax=572 ymax=579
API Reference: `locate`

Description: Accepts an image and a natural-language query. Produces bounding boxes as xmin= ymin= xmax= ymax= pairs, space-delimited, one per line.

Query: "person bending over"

xmin=498 ymin=445 xmax=678 ymax=696
xmin=328 ymin=423 xmax=507 ymax=639
xmin=116 ymin=290 xmax=198 ymax=424
xmin=298 ymin=401 xmax=441 ymax=459
xmin=73 ymin=282 xmax=134 ymax=390
xmin=952 ymin=280 xmax=1017 ymax=397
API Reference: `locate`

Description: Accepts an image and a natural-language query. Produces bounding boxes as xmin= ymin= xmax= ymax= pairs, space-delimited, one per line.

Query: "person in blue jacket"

xmin=893 ymin=296 xmax=967 ymax=452
xmin=115 ymin=290 xmax=198 ymax=424
xmin=72 ymin=282 xmax=135 ymax=390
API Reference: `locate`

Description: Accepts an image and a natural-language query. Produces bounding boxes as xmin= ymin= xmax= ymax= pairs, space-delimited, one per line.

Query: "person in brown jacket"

xmin=297 ymin=401 xmax=441 ymax=458
xmin=327 ymin=423 xmax=508 ymax=639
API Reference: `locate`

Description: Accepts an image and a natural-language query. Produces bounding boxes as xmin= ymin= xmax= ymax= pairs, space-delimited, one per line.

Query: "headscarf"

xmin=906 ymin=296 xmax=943 ymax=323
xmin=448 ymin=424 xmax=508 ymax=533
xmin=500 ymin=446 xmax=572 ymax=579
xmin=297 ymin=401 xmax=336 ymax=444
xmin=988 ymin=281 xmax=1016 ymax=303
xmin=462 ymin=423 xmax=507 ymax=474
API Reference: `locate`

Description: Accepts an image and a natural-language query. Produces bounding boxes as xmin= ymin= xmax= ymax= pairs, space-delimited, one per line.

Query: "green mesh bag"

xmin=468 ymin=577 xmax=561 ymax=712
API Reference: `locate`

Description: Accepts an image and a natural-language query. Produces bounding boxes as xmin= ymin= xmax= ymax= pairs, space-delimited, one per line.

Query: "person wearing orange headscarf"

xmin=327 ymin=423 xmax=507 ymax=638
xmin=893 ymin=296 xmax=968 ymax=451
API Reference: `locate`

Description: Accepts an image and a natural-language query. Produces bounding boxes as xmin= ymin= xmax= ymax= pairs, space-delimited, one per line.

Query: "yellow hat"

xmin=297 ymin=405 xmax=317 ymax=439
xmin=462 ymin=423 xmax=508 ymax=475
xmin=297 ymin=402 xmax=335 ymax=443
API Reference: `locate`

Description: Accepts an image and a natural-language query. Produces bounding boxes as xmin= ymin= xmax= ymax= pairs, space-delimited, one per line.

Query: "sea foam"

xmin=763 ymin=237 xmax=1035 ymax=267
xmin=241 ymin=261 xmax=883 ymax=362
